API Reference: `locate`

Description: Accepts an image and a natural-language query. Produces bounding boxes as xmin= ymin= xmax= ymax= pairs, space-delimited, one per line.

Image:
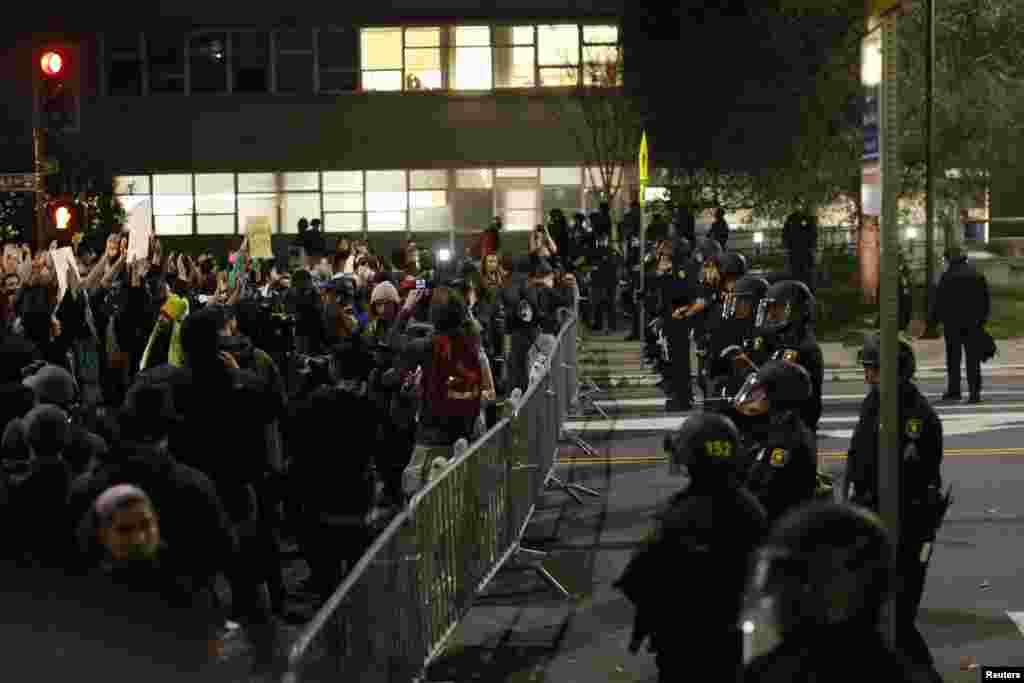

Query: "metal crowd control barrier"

xmin=282 ymin=313 xmax=582 ymax=683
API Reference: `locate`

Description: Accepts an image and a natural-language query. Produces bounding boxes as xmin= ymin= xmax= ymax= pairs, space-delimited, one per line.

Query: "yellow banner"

xmin=638 ymin=131 xmax=649 ymax=185
xmin=246 ymin=216 xmax=273 ymax=260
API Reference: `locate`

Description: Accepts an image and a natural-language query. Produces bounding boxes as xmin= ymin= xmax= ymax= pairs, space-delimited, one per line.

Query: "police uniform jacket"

xmin=615 ymin=478 xmax=767 ymax=654
xmin=845 ymin=381 xmax=944 ymax=543
xmin=745 ymin=623 xmax=936 ymax=683
xmin=743 ymin=414 xmax=818 ymax=524
xmin=769 ymin=334 xmax=825 ymax=431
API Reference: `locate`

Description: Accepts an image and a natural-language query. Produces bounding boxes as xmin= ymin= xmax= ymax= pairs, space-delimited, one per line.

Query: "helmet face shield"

xmin=740 ymin=546 xmax=793 ymax=664
xmin=734 ymin=373 xmax=769 ymax=415
xmin=725 ymin=293 xmax=756 ymax=321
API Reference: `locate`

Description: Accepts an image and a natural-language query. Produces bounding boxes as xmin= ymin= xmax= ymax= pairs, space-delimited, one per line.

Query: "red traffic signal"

xmin=48 ymin=198 xmax=77 ymax=231
xmin=40 ymin=51 xmax=65 ymax=78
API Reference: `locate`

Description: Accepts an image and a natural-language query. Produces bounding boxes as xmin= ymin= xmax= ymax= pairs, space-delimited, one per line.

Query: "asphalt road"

xmin=427 ymin=377 xmax=1024 ymax=683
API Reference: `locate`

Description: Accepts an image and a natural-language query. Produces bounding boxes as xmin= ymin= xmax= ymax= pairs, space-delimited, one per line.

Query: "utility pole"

xmin=878 ymin=5 xmax=903 ymax=649
xmin=923 ymin=0 xmax=938 ymax=335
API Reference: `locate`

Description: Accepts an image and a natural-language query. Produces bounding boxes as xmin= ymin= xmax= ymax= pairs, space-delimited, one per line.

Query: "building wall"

xmin=79 ymin=90 xmax=586 ymax=173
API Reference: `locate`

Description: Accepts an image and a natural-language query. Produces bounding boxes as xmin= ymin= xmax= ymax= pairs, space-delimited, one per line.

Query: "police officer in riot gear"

xmin=708 ymin=270 xmax=765 ymax=405
xmin=844 ymin=334 xmax=949 ymax=683
xmin=703 ymin=253 xmax=750 ymax=405
xmin=614 ymin=412 xmax=767 ymax=683
xmin=733 ymin=360 xmax=818 ymax=524
xmin=753 ymin=280 xmax=824 ymax=432
xmin=661 ymin=237 xmax=699 ymax=410
xmin=741 ymin=502 xmax=936 ymax=682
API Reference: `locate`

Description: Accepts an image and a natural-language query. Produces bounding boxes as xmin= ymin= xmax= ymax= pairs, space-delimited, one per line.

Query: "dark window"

xmin=147 ymin=33 xmax=185 ymax=93
xmin=189 ymin=32 xmax=228 ymax=93
xmin=319 ymin=27 xmax=358 ymax=93
xmin=232 ymin=31 xmax=269 ymax=93
xmin=276 ymin=29 xmax=314 ymax=93
xmin=105 ymin=32 xmax=142 ymax=95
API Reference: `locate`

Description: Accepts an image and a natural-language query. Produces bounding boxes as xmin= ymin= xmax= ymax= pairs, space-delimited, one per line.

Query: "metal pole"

xmin=923 ymin=0 xmax=937 ymax=333
xmin=878 ymin=9 xmax=902 ymax=649
xmin=33 ymin=127 xmax=48 ymax=251
xmin=638 ymin=197 xmax=647 ymax=336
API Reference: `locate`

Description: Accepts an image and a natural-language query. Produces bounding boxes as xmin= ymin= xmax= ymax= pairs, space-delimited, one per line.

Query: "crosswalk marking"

xmin=596 ymin=390 xmax=1024 ymax=408
xmin=567 ymin=411 xmax=1024 ymax=435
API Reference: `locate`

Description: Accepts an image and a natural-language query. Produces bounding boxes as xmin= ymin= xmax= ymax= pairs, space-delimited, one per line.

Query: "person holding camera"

xmin=500 ymin=258 xmax=576 ymax=392
xmin=388 ymin=286 xmax=494 ymax=497
xmin=529 ymin=223 xmax=558 ymax=262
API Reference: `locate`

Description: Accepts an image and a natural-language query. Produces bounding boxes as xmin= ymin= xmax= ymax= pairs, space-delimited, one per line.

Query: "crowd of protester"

xmin=0 ymin=213 xmax=586 ymax=680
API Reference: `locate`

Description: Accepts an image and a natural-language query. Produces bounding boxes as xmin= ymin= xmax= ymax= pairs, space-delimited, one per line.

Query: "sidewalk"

xmin=578 ymin=333 xmax=1024 ymax=384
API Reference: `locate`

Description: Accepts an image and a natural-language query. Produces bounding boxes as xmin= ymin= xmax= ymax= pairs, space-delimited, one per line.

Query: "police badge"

xmin=905 ymin=418 xmax=922 ymax=440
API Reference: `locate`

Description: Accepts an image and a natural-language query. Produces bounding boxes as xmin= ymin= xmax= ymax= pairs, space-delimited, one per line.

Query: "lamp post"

xmin=923 ymin=0 xmax=939 ymax=335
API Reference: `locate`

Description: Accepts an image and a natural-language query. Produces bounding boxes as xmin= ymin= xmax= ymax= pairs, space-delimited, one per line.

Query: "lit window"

xmin=405 ymin=27 xmax=441 ymax=48
xmin=404 ymin=28 xmax=442 ymax=91
xmin=196 ymin=215 xmax=235 ymax=235
xmin=538 ymin=25 xmax=579 ymax=67
xmin=239 ymin=194 xmax=279 ymax=233
xmin=451 ymin=26 xmax=492 ymax=91
xmin=238 ymin=173 xmax=276 ymax=193
xmin=539 ymin=66 xmax=578 ymax=87
xmin=114 ymin=175 xmax=150 ymax=195
xmin=494 ymin=26 xmax=536 ymax=88
xmin=498 ymin=187 xmax=538 ymax=231
xmin=456 ymin=169 xmax=493 ymax=189
xmin=116 ymin=195 xmax=151 ymax=214
xmin=324 ymin=212 xmax=363 ymax=231
xmin=283 ymin=172 xmax=319 ymax=191
xmin=366 ymin=192 xmax=408 ymax=212
xmin=323 ymin=193 xmax=363 ymax=212
xmin=409 ymin=190 xmax=447 ymax=209
xmin=361 ymin=27 xmax=402 ymax=90
xmin=410 ymin=170 xmax=448 ymax=190
xmin=540 ymin=167 xmax=582 ymax=186
xmin=411 ymin=205 xmax=452 ymax=231
xmin=362 ymin=71 xmax=402 ymax=91
xmin=153 ymin=174 xmax=193 ymax=236
xmin=367 ymin=211 xmax=407 ymax=231
xmin=366 ymin=170 xmax=407 ymax=193
xmin=583 ymin=46 xmax=621 ymax=86
xmin=583 ymin=25 xmax=618 ymax=44
xmin=323 ymin=171 xmax=363 ymax=193
xmin=497 ymin=167 xmax=538 ymax=179
xmin=281 ymin=193 xmax=320 ymax=234
xmin=194 ymin=173 xmax=235 ymax=214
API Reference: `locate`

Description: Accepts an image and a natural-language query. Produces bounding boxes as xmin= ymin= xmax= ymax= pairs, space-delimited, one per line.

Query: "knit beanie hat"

xmin=371 ymin=281 xmax=400 ymax=306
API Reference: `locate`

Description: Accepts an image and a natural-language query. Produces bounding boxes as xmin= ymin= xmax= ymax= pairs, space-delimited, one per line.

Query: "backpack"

xmin=423 ymin=334 xmax=483 ymax=419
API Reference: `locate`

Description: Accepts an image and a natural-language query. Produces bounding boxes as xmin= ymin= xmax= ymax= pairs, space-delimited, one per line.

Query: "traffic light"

xmin=47 ymin=196 xmax=79 ymax=234
xmin=37 ymin=44 xmax=79 ymax=132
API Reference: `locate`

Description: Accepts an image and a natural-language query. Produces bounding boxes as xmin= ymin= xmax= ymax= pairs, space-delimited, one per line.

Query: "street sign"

xmin=638 ymin=131 xmax=649 ymax=185
xmin=0 ymin=173 xmax=41 ymax=192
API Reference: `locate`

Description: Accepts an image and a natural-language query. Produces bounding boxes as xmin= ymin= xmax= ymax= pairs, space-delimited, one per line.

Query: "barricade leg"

xmin=509 ymin=545 xmax=571 ymax=599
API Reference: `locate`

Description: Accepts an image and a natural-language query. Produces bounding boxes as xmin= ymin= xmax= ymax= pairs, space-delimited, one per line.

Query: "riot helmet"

xmin=673 ymin=237 xmax=692 ymax=263
xmin=754 ymin=280 xmax=815 ymax=342
xmin=740 ymin=502 xmax=894 ymax=663
xmin=663 ymin=412 xmax=743 ymax=480
xmin=857 ymin=332 xmax=916 ymax=382
xmin=733 ymin=359 xmax=811 ymax=419
xmin=724 ymin=275 xmax=769 ymax=322
xmin=693 ymin=237 xmax=723 ymax=265
xmin=719 ymin=252 xmax=748 ymax=294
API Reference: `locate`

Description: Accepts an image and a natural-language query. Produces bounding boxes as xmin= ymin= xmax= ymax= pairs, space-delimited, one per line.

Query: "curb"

xmin=585 ymin=369 xmax=1024 ymax=389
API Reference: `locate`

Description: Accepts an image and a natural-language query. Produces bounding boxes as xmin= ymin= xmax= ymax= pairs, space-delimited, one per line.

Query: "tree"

xmin=897 ymin=0 xmax=1024 ymax=229
xmin=552 ymin=54 xmax=645 ymax=215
